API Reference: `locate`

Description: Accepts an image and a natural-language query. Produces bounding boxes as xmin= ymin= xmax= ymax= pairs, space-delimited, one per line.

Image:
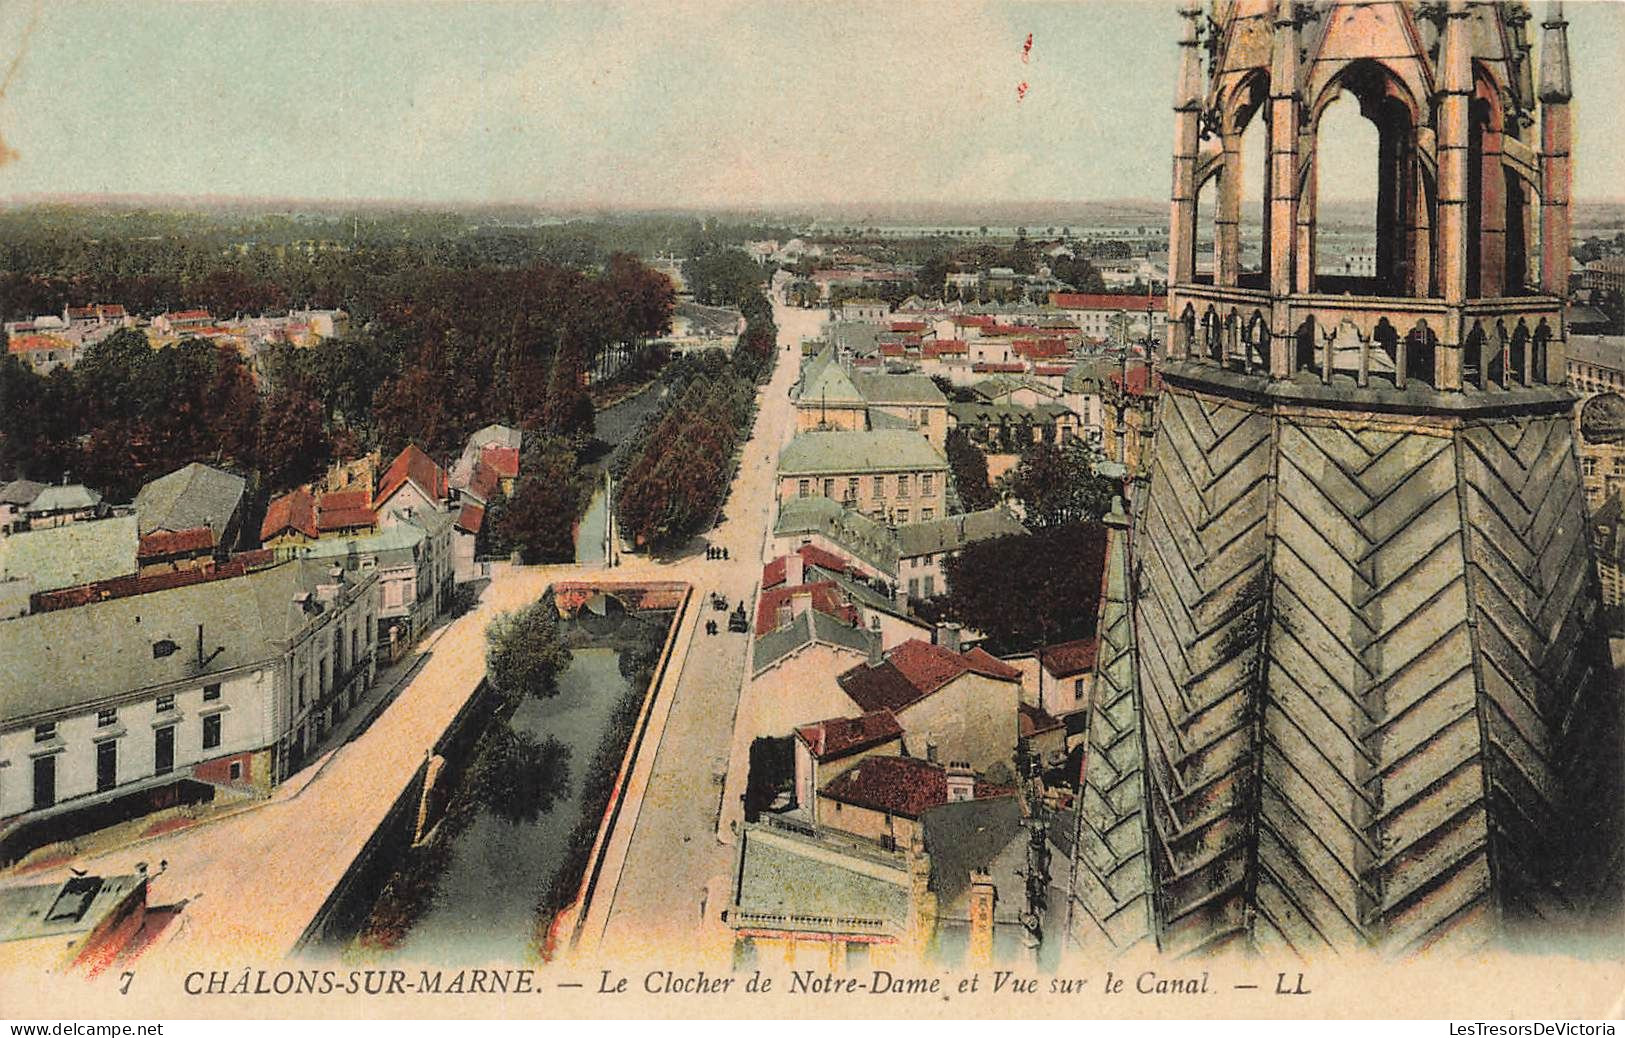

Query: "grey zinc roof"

xmin=778 ymin=431 xmax=946 ymax=477
xmin=281 ymin=523 xmax=425 ymax=572
xmin=25 ymin=485 xmax=101 ymax=515
xmin=0 ymin=480 xmax=45 ymax=507
xmin=1568 ymin=335 xmax=1625 ymax=371
xmin=852 ymin=373 xmax=947 ymax=406
xmin=866 ymin=408 xmax=914 ymax=431
xmin=895 ymin=507 xmax=1027 ymax=558
xmin=1062 ymin=356 xmax=1120 ymax=392
xmin=0 ymin=515 xmax=138 ymax=592
xmin=800 ymin=355 xmax=865 ymax=406
xmin=133 ymin=462 xmax=246 ymax=537
xmin=750 ymin=608 xmax=875 ymax=674
xmin=0 ymin=559 xmax=367 ymax=724
xmin=773 ymin=497 xmax=900 ymax=576
xmin=733 ymin=824 xmax=910 ymax=932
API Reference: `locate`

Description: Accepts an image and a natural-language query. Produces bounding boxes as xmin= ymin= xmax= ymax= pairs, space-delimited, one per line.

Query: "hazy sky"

xmin=0 ymin=0 xmax=1619 ymax=210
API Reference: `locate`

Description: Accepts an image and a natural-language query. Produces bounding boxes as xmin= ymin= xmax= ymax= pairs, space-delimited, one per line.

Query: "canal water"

xmin=381 ymin=643 xmax=636 ymax=964
xmin=575 ymin=485 xmax=608 ymax=565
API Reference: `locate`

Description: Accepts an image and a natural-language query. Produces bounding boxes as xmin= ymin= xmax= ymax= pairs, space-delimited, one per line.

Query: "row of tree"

xmin=612 ymin=354 xmax=760 ymax=554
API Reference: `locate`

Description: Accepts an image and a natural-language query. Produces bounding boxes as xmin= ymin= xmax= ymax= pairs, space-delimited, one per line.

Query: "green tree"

xmin=486 ymin=598 xmax=574 ymax=703
xmin=1000 ymin=439 xmax=1114 ymax=527
xmin=941 ymin=522 xmax=1108 ymax=653
xmin=947 ymin=428 xmax=996 ymax=511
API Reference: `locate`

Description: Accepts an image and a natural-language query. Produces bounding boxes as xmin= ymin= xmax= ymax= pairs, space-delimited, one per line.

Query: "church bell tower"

xmin=1068 ymin=0 xmax=1621 ymax=956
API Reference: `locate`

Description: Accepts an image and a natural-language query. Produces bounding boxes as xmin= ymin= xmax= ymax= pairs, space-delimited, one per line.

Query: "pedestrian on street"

xmin=722 ymin=547 xmax=729 ymax=561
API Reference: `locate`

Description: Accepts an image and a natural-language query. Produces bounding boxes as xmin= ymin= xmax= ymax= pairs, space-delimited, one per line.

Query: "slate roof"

xmin=0 ymin=558 xmax=368 ymax=723
xmin=133 ymin=463 xmax=245 ymax=539
xmin=1062 ymin=356 xmax=1120 ymax=392
xmin=795 ymin=711 xmax=904 ymax=762
xmin=25 ymin=485 xmax=102 ymax=516
xmin=282 ymin=523 xmax=425 ymax=572
xmin=773 ymin=497 xmax=900 ymax=576
xmin=894 ymin=507 xmax=1027 ymax=558
xmin=852 ymin=373 xmax=947 ymax=406
xmin=0 ymin=480 xmax=45 ymax=507
xmin=798 ymin=353 xmax=865 ymax=406
xmin=732 ymin=824 xmax=911 ymax=932
xmin=751 ymin=608 xmax=875 ymax=674
xmin=0 ymin=515 xmax=139 ymax=593
xmin=778 ymin=431 xmax=946 ymax=477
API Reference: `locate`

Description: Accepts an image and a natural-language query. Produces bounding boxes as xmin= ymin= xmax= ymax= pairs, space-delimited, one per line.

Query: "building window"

xmin=923 ymin=576 xmax=935 ymax=597
xmin=873 ymin=475 xmax=884 ymax=496
xmin=897 ymin=509 xmax=909 ymax=523
xmin=921 ymin=473 xmax=933 ymax=496
xmin=798 ymin=479 xmax=810 ymax=498
xmin=97 ymin=739 xmax=117 ymax=792
xmin=1075 ymin=677 xmax=1086 ymax=699
xmin=156 ymin=693 xmax=175 ymax=713
xmin=922 ymin=508 xmax=934 ymax=521
xmin=846 ymin=477 xmax=859 ymax=501
xmin=298 ymin=675 xmax=306 ymax=709
xmin=898 ymin=474 xmax=911 ymax=498
xmin=319 ymin=659 xmax=329 ymax=698
xmin=34 ymin=722 xmax=55 ymax=743
xmin=203 ymin=683 xmax=220 ymax=702
xmin=823 ymin=478 xmax=835 ymax=498
xmin=203 ymin=713 xmax=222 ymax=751
xmin=97 ymin=708 xmax=117 ymax=728
xmin=229 ymin=761 xmax=242 ymax=781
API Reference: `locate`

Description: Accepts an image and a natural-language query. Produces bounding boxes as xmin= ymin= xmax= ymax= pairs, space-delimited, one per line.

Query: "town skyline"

xmin=0 ymin=1 xmax=1623 ymax=210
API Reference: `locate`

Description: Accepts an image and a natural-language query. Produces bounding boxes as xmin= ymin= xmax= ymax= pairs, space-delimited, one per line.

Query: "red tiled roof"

xmin=755 ymin=581 xmax=857 ymax=633
xmin=1050 ymin=292 xmax=1162 ymax=311
xmin=164 ymin=309 xmax=212 ymax=322
xmin=456 ymin=502 xmax=485 ymax=535
xmin=820 ymin=756 xmax=1012 ymax=819
xmin=481 ymin=445 xmax=520 ymax=479
xmin=880 ymin=343 xmax=906 ymax=357
xmin=374 ymin=444 xmax=448 ymax=509
xmin=839 ymin=639 xmax=1020 ymax=713
xmin=1040 ymin=638 xmax=1100 ymax=678
xmin=1019 ymin=702 xmax=1065 ymax=738
xmin=924 ymin=339 xmax=968 ymax=357
xmin=954 ymin=315 xmax=995 ymax=328
xmin=799 ymin=543 xmax=862 ymax=577
xmin=1109 ymin=364 xmax=1163 ymax=397
xmin=795 ymin=711 xmax=904 ymax=761
xmin=137 ymin=526 xmax=215 ymax=558
xmin=889 ymin=321 xmax=926 ymax=333
xmin=1014 ymin=339 xmax=1068 ymax=360
xmin=260 ymin=488 xmax=318 ymax=541
xmin=972 ymin=362 xmax=1027 ymax=374
xmin=467 ymin=459 xmax=501 ymax=503
xmin=985 ymin=323 xmax=1028 ymax=336
xmin=8 ymin=334 xmax=68 ymax=353
xmin=762 ymin=556 xmax=788 ymax=590
xmin=1034 ymin=365 xmax=1071 ymax=376
xmin=313 ymin=490 xmax=374 ymax=532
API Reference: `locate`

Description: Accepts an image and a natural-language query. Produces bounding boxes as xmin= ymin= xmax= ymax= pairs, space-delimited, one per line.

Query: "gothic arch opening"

xmin=1313 ymin=93 xmax=1380 ymax=286
xmin=1306 ymin=60 xmax=1429 ymax=298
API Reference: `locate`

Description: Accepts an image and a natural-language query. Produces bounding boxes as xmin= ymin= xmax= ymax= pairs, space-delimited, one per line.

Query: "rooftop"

xmin=778 ymin=431 xmax=946 ymax=477
xmin=838 ymin=639 xmax=1020 ymax=714
xmin=133 ymin=463 xmax=245 ymax=539
xmin=895 ymin=507 xmax=1027 ymax=558
xmin=795 ymin=711 xmax=905 ymax=762
xmin=820 ymin=755 xmax=1014 ymax=819
xmin=0 ymin=515 xmax=139 ymax=593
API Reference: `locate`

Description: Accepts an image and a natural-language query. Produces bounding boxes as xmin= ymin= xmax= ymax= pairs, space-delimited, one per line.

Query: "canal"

xmin=347 ymin=602 xmax=671 ymax=963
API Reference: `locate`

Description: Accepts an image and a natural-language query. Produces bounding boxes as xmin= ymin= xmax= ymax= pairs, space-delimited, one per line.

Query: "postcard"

xmin=0 ymin=0 xmax=1620 ymax=1024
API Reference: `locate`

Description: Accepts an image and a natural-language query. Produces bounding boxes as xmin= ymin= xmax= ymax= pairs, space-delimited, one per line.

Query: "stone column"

xmin=1266 ymin=0 xmax=1299 ymax=377
xmin=1169 ymin=3 xmax=1204 ymax=361
xmin=1436 ymin=0 xmax=1472 ymax=390
xmin=1217 ymin=130 xmax=1243 ymax=286
xmin=1539 ymin=1 xmax=1573 ymax=304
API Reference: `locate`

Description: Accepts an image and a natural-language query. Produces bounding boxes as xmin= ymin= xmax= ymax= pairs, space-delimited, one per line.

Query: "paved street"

xmin=588 ymin=300 xmax=817 ymax=964
xmin=0 ymin=298 xmax=823 ymax=972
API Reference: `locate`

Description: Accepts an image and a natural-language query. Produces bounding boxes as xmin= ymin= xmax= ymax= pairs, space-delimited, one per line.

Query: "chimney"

xmin=935 ymin=621 xmax=962 ymax=653
xmin=966 ymin=870 xmax=996 ymax=967
xmin=945 ymin=761 xmax=975 ymax=802
xmin=868 ymin=632 xmax=884 ymax=666
xmin=785 ymin=550 xmax=805 ymax=587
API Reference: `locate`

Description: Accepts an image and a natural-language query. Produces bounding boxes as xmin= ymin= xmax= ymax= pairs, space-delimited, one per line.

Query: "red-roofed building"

xmin=1103 ymin=362 xmax=1161 ymax=474
xmin=835 ymin=639 xmax=1021 ymax=772
xmin=315 ymin=490 xmax=375 ymax=535
xmin=889 ymin=321 xmax=926 ymax=333
xmin=480 ymin=445 xmax=520 ymax=495
xmin=923 ymin=339 xmax=969 ymax=358
xmin=136 ymin=526 xmax=216 ymax=575
xmin=373 ymin=444 xmax=449 ymax=520
xmin=1034 ymin=637 xmax=1100 ymax=723
xmin=455 ymin=502 xmax=485 ymax=537
xmin=1047 ymin=292 xmax=1167 ymax=342
xmin=260 ymin=489 xmax=319 ymax=545
xmin=792 ymin=711 xmax=905 ymax=816
xmin=7 ymin=333 xmax=79 ymax=373
xmin=816 ymin=755 xmax=1014 ymax=846
xmin=972 ymin=362 xmax=1027 ymax=374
